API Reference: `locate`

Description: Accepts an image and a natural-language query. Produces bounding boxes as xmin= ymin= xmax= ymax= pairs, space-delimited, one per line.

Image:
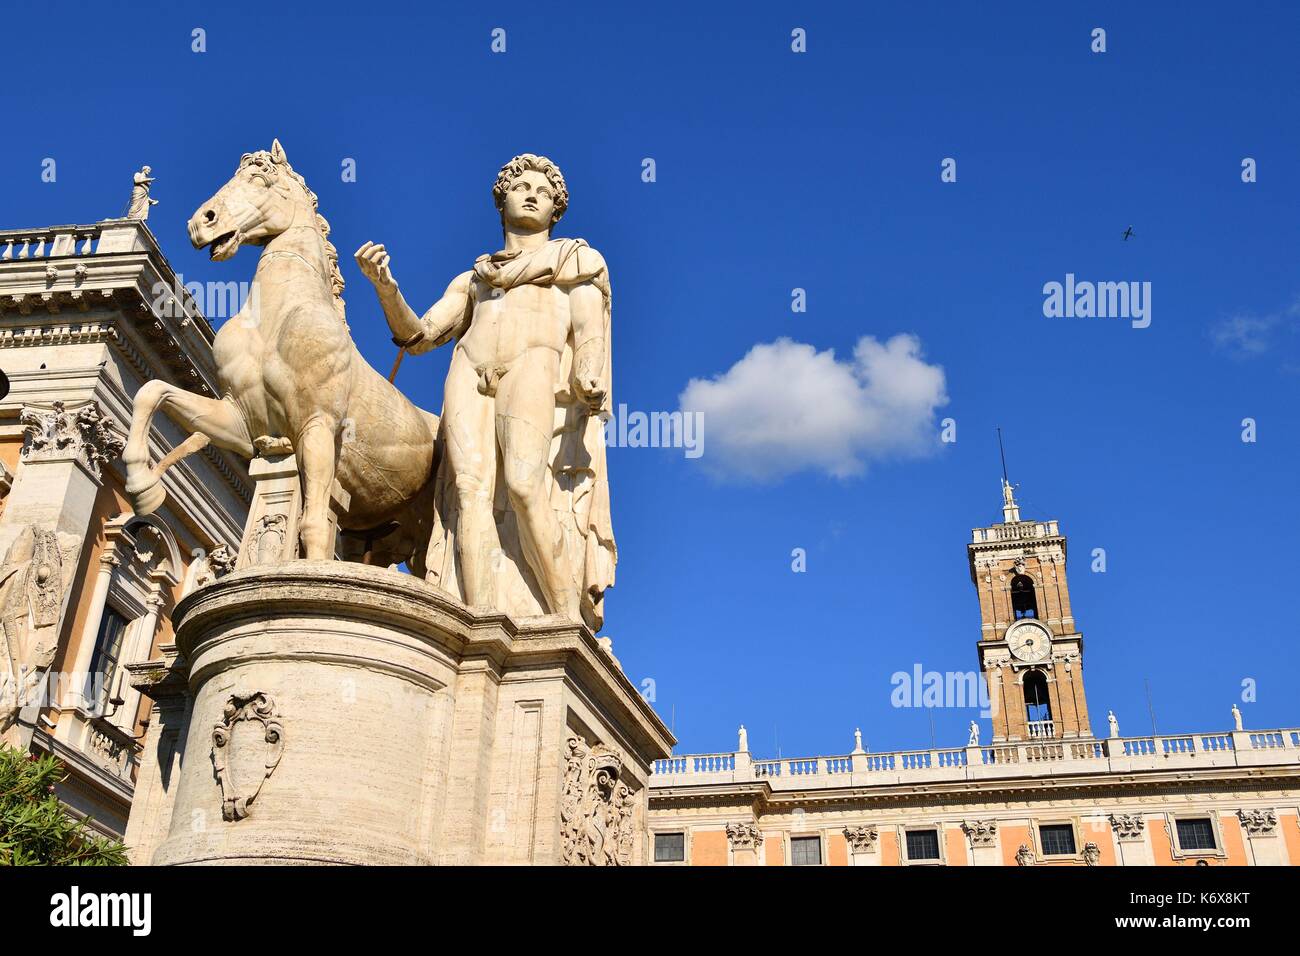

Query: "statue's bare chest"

xmin=462 ymin=281 xmax=570 ymax=358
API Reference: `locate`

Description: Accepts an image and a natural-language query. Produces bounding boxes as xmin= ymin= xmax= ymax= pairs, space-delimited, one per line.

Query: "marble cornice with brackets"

xmin=0 ymin=220 xmax=217 ymax=390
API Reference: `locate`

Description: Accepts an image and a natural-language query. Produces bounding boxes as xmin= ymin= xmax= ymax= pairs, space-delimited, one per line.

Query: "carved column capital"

xmin=961 ymin=819 xmax=998 ymax=847
xmin=1237 ymin=808 xmax=1277 ymax=836
xmin=1109 ymin=813 xmax=1146 ymax=841
xmin=20 ymin=400 xmax=123 ymax=479
xmin=843 ymin=824 xmax=879 ymax=853
xmin=725 ymin=821 xmax=763 ymax=851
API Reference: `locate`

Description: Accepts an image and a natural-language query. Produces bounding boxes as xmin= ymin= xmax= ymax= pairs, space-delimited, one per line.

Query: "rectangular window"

xmin=653 ymin=832 xmax=684 ymax=863
xmin=905 ymin=829 xmax=941 ymax=861
xmin=790 ymin=836 xmax=821 ymax=866
xmin=1176 ymin=818 xmax=1217 ymax=852
xmin=1039 ymin=824 xmax=1077 ymax=856
xmin=85 ymin=606 xmax=130 ymax=713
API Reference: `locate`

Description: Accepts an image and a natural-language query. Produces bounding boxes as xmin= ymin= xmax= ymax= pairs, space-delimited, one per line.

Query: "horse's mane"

xmin=241 ymin=150 xmax=347 ymax=324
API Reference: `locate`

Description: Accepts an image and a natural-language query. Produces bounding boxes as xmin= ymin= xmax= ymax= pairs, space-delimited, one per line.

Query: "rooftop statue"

xmin=127 ymin=166 xmax=158 ymax=220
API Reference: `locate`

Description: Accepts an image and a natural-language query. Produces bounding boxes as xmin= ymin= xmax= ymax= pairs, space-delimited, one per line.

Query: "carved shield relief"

xmin=211 ymin=692 xmax=284 ymax=821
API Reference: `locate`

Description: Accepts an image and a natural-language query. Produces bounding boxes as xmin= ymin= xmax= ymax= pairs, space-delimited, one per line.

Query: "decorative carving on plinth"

xmin=1082 ymin=842 xmax=1101 ymax=866
xmin=235 ymin=455 xmax=303 ymax=571
xmin=1237 ymin=809 xmax=1277 ymax=835
xmin=211 ymin=692 xmax=284 ymax=821
xmin=192 ymin=544 xmax=236 ymax=590
xmin=1109 ymin=813 xmax=1146 ymax=841
xmin=961 ymin=819 xmax=998 ymax=848
xmin=844 ymin=825 xmax=879 ymax=853
xmin=560 ymin=733 xmax=635 ymax=866
xmin=253 ymin=513 xmax=289 ymax=565
xmin=20 ymin=401 xmax=123 ymax=479
xmin=726 ymin=821 xmax=763 ymax=851
xmin=1015 ymin=843 xmax=1035 ymax=866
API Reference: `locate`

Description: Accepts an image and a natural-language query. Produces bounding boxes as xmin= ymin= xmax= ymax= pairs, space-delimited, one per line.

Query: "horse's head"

xmin=189 ymin=139 xmax=316 ymax=261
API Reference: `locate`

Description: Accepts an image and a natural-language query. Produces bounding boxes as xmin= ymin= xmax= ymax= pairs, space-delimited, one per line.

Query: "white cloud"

xmin=679 ymin=334 xmax=948 ymax=482
xmin=1209 ymin=298 xmax=1299 ymax=359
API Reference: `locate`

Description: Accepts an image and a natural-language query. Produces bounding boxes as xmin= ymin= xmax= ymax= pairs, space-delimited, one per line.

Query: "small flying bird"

xmin=1121 ymin=225 xmax=1135 ymax=241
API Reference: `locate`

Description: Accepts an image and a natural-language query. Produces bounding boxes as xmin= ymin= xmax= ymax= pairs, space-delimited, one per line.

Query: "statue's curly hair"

xmin=493 ymin=153 xmax=568 ymax=227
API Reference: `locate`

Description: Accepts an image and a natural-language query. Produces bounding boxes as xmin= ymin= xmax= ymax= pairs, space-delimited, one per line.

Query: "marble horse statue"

xmin=122 ymin=140 xmax=440 ymax=564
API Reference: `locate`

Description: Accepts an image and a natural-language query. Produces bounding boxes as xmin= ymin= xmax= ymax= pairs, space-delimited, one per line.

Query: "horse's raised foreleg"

xmin=295 ymin=415 xmax=340 ymax=560
xmin=123 ymin=380 xmax=254 ymax=516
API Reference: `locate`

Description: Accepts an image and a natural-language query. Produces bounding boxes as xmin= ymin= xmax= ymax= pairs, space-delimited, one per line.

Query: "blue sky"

xmin=3 ymin=1 xmax=1296 ymax=757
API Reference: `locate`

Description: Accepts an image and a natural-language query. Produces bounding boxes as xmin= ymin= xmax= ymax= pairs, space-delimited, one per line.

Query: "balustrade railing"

xmin=691 ymin=753 xmax=734 ymax=773
xmin=0 ymin=226 xmax=102 ymax=260
xmin=649 ymin=727 xmax=1300 ymax=788
xmin=1026 ymin=719 xmax=1055 ymax=738
xmin=970 ymin=520 xmax=1059 ymax=543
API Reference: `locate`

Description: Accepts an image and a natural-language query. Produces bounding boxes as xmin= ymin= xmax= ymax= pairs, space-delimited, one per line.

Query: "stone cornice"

xmin=0 ymin=219 xmax=219 ymax=396
xmin=171 ymin=562 xmax=676 ymax=762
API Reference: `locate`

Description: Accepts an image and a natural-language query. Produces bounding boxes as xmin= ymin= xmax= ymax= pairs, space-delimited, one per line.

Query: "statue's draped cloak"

xmin=422 ymin=238 xmax=615 ymax=631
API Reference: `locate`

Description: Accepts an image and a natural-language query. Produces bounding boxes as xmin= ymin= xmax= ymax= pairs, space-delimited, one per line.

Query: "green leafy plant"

xmin=0 ymin=743 xmax=128 ymax=865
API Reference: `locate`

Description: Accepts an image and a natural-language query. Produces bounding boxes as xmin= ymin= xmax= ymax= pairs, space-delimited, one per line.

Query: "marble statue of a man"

xmin=357 ymin=154 xmax=614 ymax=630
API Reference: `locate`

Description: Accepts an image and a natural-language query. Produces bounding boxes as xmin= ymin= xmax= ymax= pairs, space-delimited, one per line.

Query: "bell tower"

xmin=967 ymin=475 xmax=1092 ymax=742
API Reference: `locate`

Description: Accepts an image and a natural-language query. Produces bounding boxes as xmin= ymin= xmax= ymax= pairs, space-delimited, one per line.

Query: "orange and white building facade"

xmin=645 ymin=482 xmax=1300 ymax=866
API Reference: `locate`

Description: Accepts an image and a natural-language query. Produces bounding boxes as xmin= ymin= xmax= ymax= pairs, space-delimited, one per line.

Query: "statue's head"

xmin=493 ymin=154 xmax=568 ymax=234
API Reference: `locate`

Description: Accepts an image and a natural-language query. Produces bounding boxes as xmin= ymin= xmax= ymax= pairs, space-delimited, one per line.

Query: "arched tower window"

xmin=1023 ymin=670 xmax=1053 ymax=737
xmin=1010 ymin=574 xmax=1038 ymax=619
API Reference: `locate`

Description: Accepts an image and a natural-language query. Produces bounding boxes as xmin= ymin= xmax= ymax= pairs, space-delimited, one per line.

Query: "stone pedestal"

xmin=146 ymin=561 xmax=672 ymax=866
